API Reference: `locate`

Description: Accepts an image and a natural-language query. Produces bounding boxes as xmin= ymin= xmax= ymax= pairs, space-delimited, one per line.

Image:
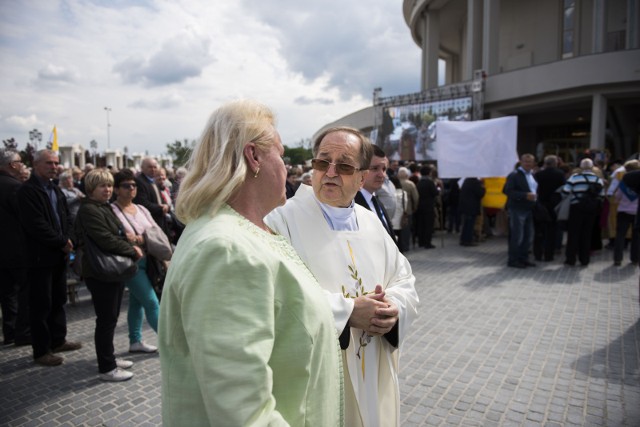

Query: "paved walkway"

xmin=1 ymin=233 xmax=639 ymax=426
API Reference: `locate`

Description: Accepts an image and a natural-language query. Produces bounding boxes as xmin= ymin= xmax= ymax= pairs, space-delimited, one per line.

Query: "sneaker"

xmin=52 ymin=341 xmax=82 ymax=353
xmin=116 ymin=358 xmax=134 ymax=369
xmin=35 ymin=353 xmax=64 ymax=366
xmin=99 ymin=368 xmax=133 ymax=382
xmin=129 ymin=341 xmax=158 ymax=353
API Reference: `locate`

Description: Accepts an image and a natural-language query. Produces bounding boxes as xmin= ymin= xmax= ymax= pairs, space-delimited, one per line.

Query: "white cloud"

xmin=0 ymin=0 xmax=420 ymax=155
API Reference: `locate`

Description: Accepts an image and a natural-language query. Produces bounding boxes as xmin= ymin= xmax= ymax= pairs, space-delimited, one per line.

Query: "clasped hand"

xmin=350 ymin=284 xmax=399 ymax=336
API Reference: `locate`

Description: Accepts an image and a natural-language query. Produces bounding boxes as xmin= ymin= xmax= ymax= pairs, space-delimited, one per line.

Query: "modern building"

xmin=317 ymin=0 xmax=640 ymax=164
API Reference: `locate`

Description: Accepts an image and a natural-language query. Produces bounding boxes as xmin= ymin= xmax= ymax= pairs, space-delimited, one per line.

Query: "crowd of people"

xmin=0 ymin=149 xmax=182 ymax=381
xmin=2 ymin=99 xmax=639 ymax=425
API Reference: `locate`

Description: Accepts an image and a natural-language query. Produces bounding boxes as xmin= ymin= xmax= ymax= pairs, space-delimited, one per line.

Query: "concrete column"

xmin=483 ymin=0 xmax=500 ymax=75
xmin=58 ymin=146 xmax=74 ymax=168
xmin=464 ymin=0 xmax=483 ymax=81
xmin=422 ymin=10 xmax=440 ymax=89
xmin=590 ymin=94 xmax=607 ymax=150
xmin=628 ymin=0 xmax=640 ymax=48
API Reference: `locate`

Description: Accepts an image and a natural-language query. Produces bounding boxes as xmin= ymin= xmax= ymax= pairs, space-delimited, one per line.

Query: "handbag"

xmin=144 ymin=225 xmax=173 ymax=261
xmin=83 ymin=235 xmax=138 ymax=282
xmin=115 ymin=203 xmax=173 ymax=261
xmin=555 ymin=191 xmax=571 ymax=221
xmin=400 ymin=191 xmax=410 ymax=228
xmin=146 ymin=255 xmax=169 ymax=299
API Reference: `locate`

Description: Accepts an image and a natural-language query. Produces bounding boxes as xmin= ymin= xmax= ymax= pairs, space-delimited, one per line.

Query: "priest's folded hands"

xmin=351 ymin=284 xmax=399 ymax=336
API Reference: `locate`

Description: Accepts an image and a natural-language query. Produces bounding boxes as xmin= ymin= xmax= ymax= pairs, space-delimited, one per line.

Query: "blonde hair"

xmin=176 ymin=100 xmax=276 ymax=223
xmin=84 ymin=168 xmax=114 ymax=195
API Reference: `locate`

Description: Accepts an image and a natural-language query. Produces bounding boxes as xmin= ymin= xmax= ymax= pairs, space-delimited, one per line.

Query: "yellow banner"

xmin=482 ymin=177 xmax=507 ymax=209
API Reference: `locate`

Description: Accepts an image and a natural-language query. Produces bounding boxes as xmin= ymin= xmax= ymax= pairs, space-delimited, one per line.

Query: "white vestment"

xmin=266 ymin=185 xmax=419 ymax=427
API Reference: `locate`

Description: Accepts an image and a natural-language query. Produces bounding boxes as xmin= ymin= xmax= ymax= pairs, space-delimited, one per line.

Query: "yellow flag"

xmin=50 ymin=125 xmax=59 ymax=152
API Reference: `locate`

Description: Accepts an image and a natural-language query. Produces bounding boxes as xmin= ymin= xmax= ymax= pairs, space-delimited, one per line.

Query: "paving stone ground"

xmin=1 ymin=233 xmax=639 ymax=426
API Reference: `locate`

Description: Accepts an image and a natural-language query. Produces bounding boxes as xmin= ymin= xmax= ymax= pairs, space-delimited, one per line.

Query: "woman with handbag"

xmin=75 ymin=169 xmax=143 ymax=382
xmin=111 ymin=169 xmax=171 ymax=354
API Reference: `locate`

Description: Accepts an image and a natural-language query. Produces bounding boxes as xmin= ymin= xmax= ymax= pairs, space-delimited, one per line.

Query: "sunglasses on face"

xmin=120 ymin=183 xmax=137 ymax=189
xmin=311 ymin=159 xmax=361 ymax=176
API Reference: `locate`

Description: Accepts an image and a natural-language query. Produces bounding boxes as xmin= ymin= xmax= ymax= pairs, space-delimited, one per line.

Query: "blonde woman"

xmin=159 ymin=100 xmax=343 ymax=426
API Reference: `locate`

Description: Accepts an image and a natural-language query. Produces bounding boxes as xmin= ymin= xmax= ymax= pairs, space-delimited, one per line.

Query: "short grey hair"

xmin=0 ymin=149 xmax=19 ymax=167
xmin=580 ymin=158 xmax=594 ymax=170
xmin=543 ymin=155 xmax=558 ymax=168
xmin=397 ymin=167 xmax=411 ymax=179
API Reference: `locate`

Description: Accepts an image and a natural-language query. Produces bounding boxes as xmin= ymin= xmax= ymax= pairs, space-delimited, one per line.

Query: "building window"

xmin=562 ymin=0 xmax=576 ymax=58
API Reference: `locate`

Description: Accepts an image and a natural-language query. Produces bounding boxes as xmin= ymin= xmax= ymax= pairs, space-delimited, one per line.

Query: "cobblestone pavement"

xmin=1 ymin=233 xmax=639 ymax=426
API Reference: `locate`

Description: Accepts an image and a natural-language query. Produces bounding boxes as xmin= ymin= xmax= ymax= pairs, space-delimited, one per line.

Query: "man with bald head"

xmin=266 ymin=127 xmax=418 ymax=427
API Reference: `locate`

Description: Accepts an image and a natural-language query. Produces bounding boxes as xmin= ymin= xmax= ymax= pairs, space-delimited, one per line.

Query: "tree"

xmin=166 ymin=139 xmax=195 ymax=167
xmin=3 ymin=138 xmax=18 ymax=150
xmin=283 ymin=145 xmax=313 ymax=165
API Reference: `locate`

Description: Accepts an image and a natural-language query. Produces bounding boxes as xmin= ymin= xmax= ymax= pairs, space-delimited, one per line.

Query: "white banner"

xmin=436 ymin=116 xmax=519 ymax=178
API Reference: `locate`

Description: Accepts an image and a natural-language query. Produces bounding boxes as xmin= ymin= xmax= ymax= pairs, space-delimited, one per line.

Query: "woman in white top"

xmin=390 ymin=176 xmax=409 ymax=252
xmin=111 ymin=169 xmax=160 ymax=354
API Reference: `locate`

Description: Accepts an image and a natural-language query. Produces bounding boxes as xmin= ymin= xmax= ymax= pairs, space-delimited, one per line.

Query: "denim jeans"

xmin=124 ymin=257 xmax=159 ymax=344
xmin=508 ymin=209 xmax=534 ymax=263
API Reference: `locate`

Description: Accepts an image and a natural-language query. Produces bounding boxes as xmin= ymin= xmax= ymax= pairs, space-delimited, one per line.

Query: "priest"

xmin=266 ymin=127 xmax=419 ymax=427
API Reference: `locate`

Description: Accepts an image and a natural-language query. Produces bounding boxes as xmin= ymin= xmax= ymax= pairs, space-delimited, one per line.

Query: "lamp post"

xmin=104 ymin=107 xmax=112 ymax=149
xmin=29 ymin=128 xmax=42 ymax=150
xmin=90 ymin=139 xmax=97 ymax=166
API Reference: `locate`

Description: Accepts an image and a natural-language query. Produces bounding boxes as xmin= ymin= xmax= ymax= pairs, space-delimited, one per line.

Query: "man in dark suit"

xmin=458 ymin=178 xmax=485 ymax=246
xmin=17 ymin=149 xmax=81 ymax=366
xmin=0 ymin=149 xmax=30 ymax=346
xmin=134 ymin=157 xmax=169 ymax=232
xmin=503 ymin=153 xmax=538 ymax=268
xmin=354 ymin=145 xmax=397 ymax=244
xmin=416 ymin=165 xmax=439 ymax=249
xmin=534 ymin=155 xmax=566 ymax=261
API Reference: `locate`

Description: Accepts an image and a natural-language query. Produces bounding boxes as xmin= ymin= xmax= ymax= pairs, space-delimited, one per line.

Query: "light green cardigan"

xmin=159 ymin=205 xmax=343 ymax=426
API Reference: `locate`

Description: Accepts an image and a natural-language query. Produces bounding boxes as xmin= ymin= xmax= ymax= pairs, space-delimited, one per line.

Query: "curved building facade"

xmin=318 ymin=0 xmax=640 ymax=163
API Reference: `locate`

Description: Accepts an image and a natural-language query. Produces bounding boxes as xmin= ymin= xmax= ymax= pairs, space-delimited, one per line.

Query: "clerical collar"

xmin=313 ymin=193 xmax=358 ymax=231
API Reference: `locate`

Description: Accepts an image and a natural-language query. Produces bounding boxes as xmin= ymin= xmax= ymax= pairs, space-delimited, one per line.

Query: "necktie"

xmin=371 ymin=195 xmax=391 ymax=233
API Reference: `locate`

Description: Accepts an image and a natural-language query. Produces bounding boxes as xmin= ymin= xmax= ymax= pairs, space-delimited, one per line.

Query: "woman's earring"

xmin=254 ymin=167 xmax=260 ymax=178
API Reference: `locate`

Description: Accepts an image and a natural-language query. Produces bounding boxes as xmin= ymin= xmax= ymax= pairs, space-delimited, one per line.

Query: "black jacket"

xmin=134 ymin=174 xmax=166 ymax=229
xmin=458 ymin=178 xmax=485 ymax=216
xmin=74 ymin=198 xmax=137 ymax=279
xmin=354 ymin=191 xmax=397 ymax=243
xmin=0 ymin=171 xmax=27 ymax=268
xmin=17 ymin=174 xmax=72 ymax=267
xmin=535 ymin=167 xmax=566 ymax=210
xmin=416 ymin=176 xmax=438 ymax=211
xmin=503 ymin=169 xmax=536 ymax=211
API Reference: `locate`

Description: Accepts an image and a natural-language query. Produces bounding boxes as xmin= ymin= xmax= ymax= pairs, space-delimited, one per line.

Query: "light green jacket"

xmin=159 ymin=205 xmax=343 ymax=426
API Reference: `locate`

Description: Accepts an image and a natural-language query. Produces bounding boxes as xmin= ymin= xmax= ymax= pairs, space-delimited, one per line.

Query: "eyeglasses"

xmin=120 ymin=183 xmax=137 ymax=189
xmin=311 ymin=159 xmax=361 ymax=176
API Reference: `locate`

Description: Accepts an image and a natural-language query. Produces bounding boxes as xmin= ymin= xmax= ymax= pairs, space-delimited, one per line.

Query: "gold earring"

xmin=254 ymin=167 xmax=260 ymax=178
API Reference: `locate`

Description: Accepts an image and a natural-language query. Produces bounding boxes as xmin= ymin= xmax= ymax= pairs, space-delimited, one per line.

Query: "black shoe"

xmin=508 ymin=261 xmax=526 ymax=269
xmin=523 ymin=261 xmax=536 ymax=267
xmin=564 ymin=261 xmax=575 ymax=266
xmin=460 ymin=241 xmax=478 ymax=247
xmin=543 ymin=257 xmax=554 ymax=262
xmin=423 ymin=244 xmax=436 ymax=249
xmin=613 ymin=260 xmax=621 ymax=266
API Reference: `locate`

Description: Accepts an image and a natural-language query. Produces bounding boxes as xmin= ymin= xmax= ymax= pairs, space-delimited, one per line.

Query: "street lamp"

xmin=29 ymin=128 xmax=42 ymax=150
xmin=104 ymin=107 xmax=112 ymax=149
xmin=90 ymin=139 xmax=97 ymax=166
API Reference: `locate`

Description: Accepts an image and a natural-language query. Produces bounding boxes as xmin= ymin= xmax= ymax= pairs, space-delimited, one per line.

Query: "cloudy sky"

xmin=0 ymin=0 xmax=421 ymax=156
